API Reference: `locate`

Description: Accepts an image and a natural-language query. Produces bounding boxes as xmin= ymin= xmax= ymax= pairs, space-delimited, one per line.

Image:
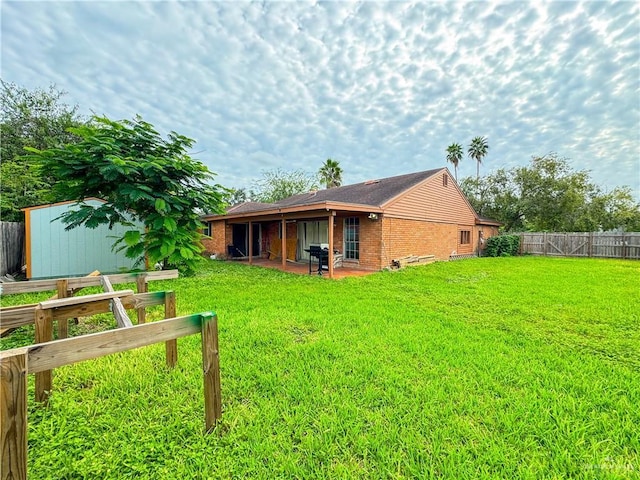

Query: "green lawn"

xmin=2 ymin=257 xmax=639 ymax=479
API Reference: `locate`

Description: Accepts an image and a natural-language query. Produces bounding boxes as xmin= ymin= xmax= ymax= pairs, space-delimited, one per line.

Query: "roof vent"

xmin=364 ymin=179 xmax=380 ymax=185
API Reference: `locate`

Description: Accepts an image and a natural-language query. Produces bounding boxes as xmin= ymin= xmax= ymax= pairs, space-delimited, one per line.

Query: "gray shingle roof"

xmin=266 ymin=169 xmax=442 ymax=210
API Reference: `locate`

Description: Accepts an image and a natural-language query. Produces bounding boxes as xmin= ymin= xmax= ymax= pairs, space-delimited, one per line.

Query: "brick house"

xmin=201 ymin=168 xmax=500 ymax=278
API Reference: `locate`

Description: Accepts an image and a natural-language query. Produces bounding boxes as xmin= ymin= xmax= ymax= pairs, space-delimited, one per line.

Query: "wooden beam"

xmin=0 ymin=350 xmax=28 ymax=480
xmin=328 ymin=212 xmax=334 ymax=279
xmin=136 ymin=274 xmax=148 ymax=324
xmin=100 ymin=277 xmax=133 ymax=328
xmin=39 ymin=290 xmax=134 ymax=310
xmin=281 ymin=218 xmax=287 ymax=269
xmin=0 ymin=270 xmax=179 ymax=295
xmin=164 ymin=291 xmax=177 ymax=368
xmin=34 ymin=308 xmax=53 ymax=403
xmin=0 ymin=292 xmax=168 ymax=330
xmin=0 ymin=314 xmax=206 ymax=374
xmin=248 ymin=221 xmax=253 ymax=265
xmin=56 ymin=279 xmax=70 ymax=339
xmin=201 ymin=313 xmax=222 ymax=432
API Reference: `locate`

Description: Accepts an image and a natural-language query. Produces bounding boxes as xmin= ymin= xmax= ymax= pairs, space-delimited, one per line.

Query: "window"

xmin=344 ymin=217 xmax=360 ymax=260
xmin=443 ymin=173 xmax=448 ymax=187
xmin=459 ymin=230 xmax=471 ymax=245
xmin=203 ymin=221 xmax=212 ymax=237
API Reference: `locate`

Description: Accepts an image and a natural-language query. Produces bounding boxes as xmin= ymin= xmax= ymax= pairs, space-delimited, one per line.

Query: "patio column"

xmin=281 ymin=217 xmax=287 ymax=269
xmin=248 ymin=221 xmax=253 ymax=264
xmin=328 ymin=212 xmax=334 ymax=279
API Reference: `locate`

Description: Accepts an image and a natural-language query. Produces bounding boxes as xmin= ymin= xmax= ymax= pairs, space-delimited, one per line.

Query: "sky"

xmin=2 ymin=0 xmax=639 ymax=199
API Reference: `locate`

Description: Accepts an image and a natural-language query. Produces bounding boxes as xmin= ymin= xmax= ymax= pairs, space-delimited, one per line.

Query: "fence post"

xmin=34 ymin=307 xmax=53 ymax=403
xmin=136 ymin=274 xmax=148 ymax=324
xmin=1 ymin=350 xmax=28 ymax=480
xmin=56 ymin=279 xmax=70 ymax=339
xmin=201 ymin=313 xmax=222 ymax=432
xmin=164 ymin=291 xmax=177 ymax=368
xmin=588 ymin=232 xmax=593 ymax=257
xmin=543 ymin=232 xmax=547 ymax=255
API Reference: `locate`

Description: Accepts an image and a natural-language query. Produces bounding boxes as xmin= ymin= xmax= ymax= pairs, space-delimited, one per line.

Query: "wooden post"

xmin=0 ymin=350 xmax=28 ymax=480
xmin=100 ymin=276 xmax=133 ymax=328
xmin=248 ymin=221 xmax=253 ymax=265
xmin=328 ymin=212 xmax=334 ymax=279
xmin=201 ymin=313 xmax=222 ymax=432
xmin=34 ymin=307 xmax=53 ymax=403
xmin=164 ymin=291 xmax=177 ymax=368
xmin=56 ymin=279 xmax=70 ymax=339
xmin=281 ymin=218 xmax=287 ymax=269
xmin=136 ymin=274 xmax=148 ymax=324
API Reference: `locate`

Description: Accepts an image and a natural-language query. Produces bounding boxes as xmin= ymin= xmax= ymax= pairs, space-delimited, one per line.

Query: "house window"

xmin=344 ymin=217 xmax=360 ymax=260
xmin=203 ymin=221 xmax=212 ymax=237
xmin=443 ymin=174 xmax=448 ymax=187
xmin=459 ymin=230 xmax=471 ymax=245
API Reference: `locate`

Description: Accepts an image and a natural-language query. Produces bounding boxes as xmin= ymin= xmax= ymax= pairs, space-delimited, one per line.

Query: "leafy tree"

xmin=460 ymin=153 xmax=640 ymax=232
xmin=318 ymin=158 xmax=343 ymax=188
xmin=468 ymin=136 xmax=489 ymax=182
xmin=26 ymin=115 xmax=227 ymax=273
xmin=445 ymin=143 xmax=463 ymax=181
xmin=251 ymin=168 xmax=319 ymax=203
xmin=224 ymin=188 xmax=249 ymax=206
xmin=0 ymin=80 xmax=83 ymax=220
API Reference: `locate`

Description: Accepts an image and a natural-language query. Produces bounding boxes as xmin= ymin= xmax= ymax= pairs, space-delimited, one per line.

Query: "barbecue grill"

xmin=305 ymin=244 xmax=329 ymax=275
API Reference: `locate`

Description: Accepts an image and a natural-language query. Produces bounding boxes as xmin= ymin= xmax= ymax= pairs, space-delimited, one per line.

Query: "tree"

xmin=445 ymin=143 xmax=463 ymax=181
xmin=251 ymin=168 xmax=319 ymax=203
xmin=0 ymin=81 xmax=83 ymax=221
xmin=224 ymin=188 xmax=249 ymax=206
xmin=26 ymin=115 xmax=227 ymax=273
xmin=460 ymin=153 xmax=640 ymax=232
xmin=318 ymin=158 xmax=343 ymax=188
xmin=468 ymin=136 xmax=489 ymax=182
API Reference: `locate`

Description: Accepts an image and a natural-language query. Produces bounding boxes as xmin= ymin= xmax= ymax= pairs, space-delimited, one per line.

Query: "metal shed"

xmin=23 ymin=198 xmax=144 ymax=279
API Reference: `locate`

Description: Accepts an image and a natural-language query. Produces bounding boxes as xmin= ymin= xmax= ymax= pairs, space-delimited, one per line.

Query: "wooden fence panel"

xmin=520 ymin=232 xmax=640 ymax=259
xmin=0 ymin=222 xmax=24 ymax=277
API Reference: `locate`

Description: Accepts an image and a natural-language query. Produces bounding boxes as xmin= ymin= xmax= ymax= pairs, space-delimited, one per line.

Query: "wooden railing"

xmin=0 ymin=270 xmax=222 ymax=480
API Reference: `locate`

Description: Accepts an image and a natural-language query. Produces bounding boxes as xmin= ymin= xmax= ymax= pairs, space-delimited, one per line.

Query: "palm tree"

xmin=468 ymin=136 xmax=489 ymax=182
xmin=318 ymin=158 xmax=343 ymax=189
xmin=445 ymin=142 xmax=463 ymax=181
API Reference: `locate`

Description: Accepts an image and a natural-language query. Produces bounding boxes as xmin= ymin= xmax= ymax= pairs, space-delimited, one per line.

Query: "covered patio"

xmin=230 ymin=257 xmax=377 ymax=279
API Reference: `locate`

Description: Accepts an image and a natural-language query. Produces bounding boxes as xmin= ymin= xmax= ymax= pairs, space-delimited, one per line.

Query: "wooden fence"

xmin=0 ymin=221 xmax=24 ymax=277
xmin=519 ymin=232 xmax=640 ymax=259
xmin=1 ymin=270 xmax=221 ymax=480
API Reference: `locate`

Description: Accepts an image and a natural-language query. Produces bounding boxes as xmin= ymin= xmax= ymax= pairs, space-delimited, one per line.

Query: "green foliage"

xmin=468 ymin=135 xmax=489 ymax=181
xmin=484 ymin=234 xmax=520 ymax=257
xmin=461 ymin=153 xmax=640 ymax=232
xmin=318 ymin=158 xmax=343 ymax=189
xmin=0 ymin=81 xmax=83 ymax=220
xmin=445 ymin=142 xmax=463 ymax=181
xmin=251 ymin=168 xmax=319 ymax=203
xmin=25 ymin=115 xmax=227 ymax=273
xmin=2 ymin=257 xmax=638 ymax=478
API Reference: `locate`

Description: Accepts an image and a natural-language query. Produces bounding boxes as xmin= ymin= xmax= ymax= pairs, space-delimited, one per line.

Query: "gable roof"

xmin=275 ymin=169 xmax=442 ymax=209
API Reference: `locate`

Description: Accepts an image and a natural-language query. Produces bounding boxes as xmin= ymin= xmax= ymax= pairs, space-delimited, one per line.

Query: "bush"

xmin=484 ymin=234 xmax=520 ymax=257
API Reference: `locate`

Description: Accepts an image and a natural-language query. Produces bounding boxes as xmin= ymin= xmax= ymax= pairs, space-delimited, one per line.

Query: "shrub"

xmin=485 ymin=234 xmax=520 ymax=257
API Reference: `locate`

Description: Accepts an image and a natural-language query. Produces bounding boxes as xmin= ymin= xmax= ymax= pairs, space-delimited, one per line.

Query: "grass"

xmin=1 ymin=256 xmax=639 ymax=479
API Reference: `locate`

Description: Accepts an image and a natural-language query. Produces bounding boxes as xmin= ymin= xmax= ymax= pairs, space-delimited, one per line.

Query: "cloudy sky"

xmin=2 ymin=1 xmax=639 ymax=198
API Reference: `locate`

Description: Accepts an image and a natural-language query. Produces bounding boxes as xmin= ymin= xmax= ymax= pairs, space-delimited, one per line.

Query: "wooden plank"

xmin=39 ymin=290 xmax=134 ymax=310
xmin=100 ymin=277 xmax=133 ymax=328
xmin=136 ymin=274 xmax=148 ymax=324
xmin=0 ymin=270 xmax=178 ymax=295
xmin=201 ymin=313 xmax=222 ymax=432
xmin=0 ymin=292 xmax=167 ymax=329
xmin=0 ymin=350 xmax=28 ymax=480
xmin=34 ymin=308 xmax=53 ymax=403
xmin=164 ymin=291 xmax=177 ymax=367
xmin=56 ymin=279 xmax=70 ymax=339
xmin=10 ymin=314 xmax=205 ymax=374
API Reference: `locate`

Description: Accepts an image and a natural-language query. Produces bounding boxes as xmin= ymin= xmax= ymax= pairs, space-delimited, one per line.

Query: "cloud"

xmin=1 ymin=0 xmax=638 ymax=198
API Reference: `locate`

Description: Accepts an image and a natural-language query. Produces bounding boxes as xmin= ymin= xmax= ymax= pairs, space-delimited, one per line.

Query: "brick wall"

xmin=202 ymin=220 xmax=230 ymax=257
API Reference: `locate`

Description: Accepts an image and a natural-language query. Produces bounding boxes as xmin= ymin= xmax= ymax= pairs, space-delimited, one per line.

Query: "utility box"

xmin=23 ymin=198 xmax=144 ymax=279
